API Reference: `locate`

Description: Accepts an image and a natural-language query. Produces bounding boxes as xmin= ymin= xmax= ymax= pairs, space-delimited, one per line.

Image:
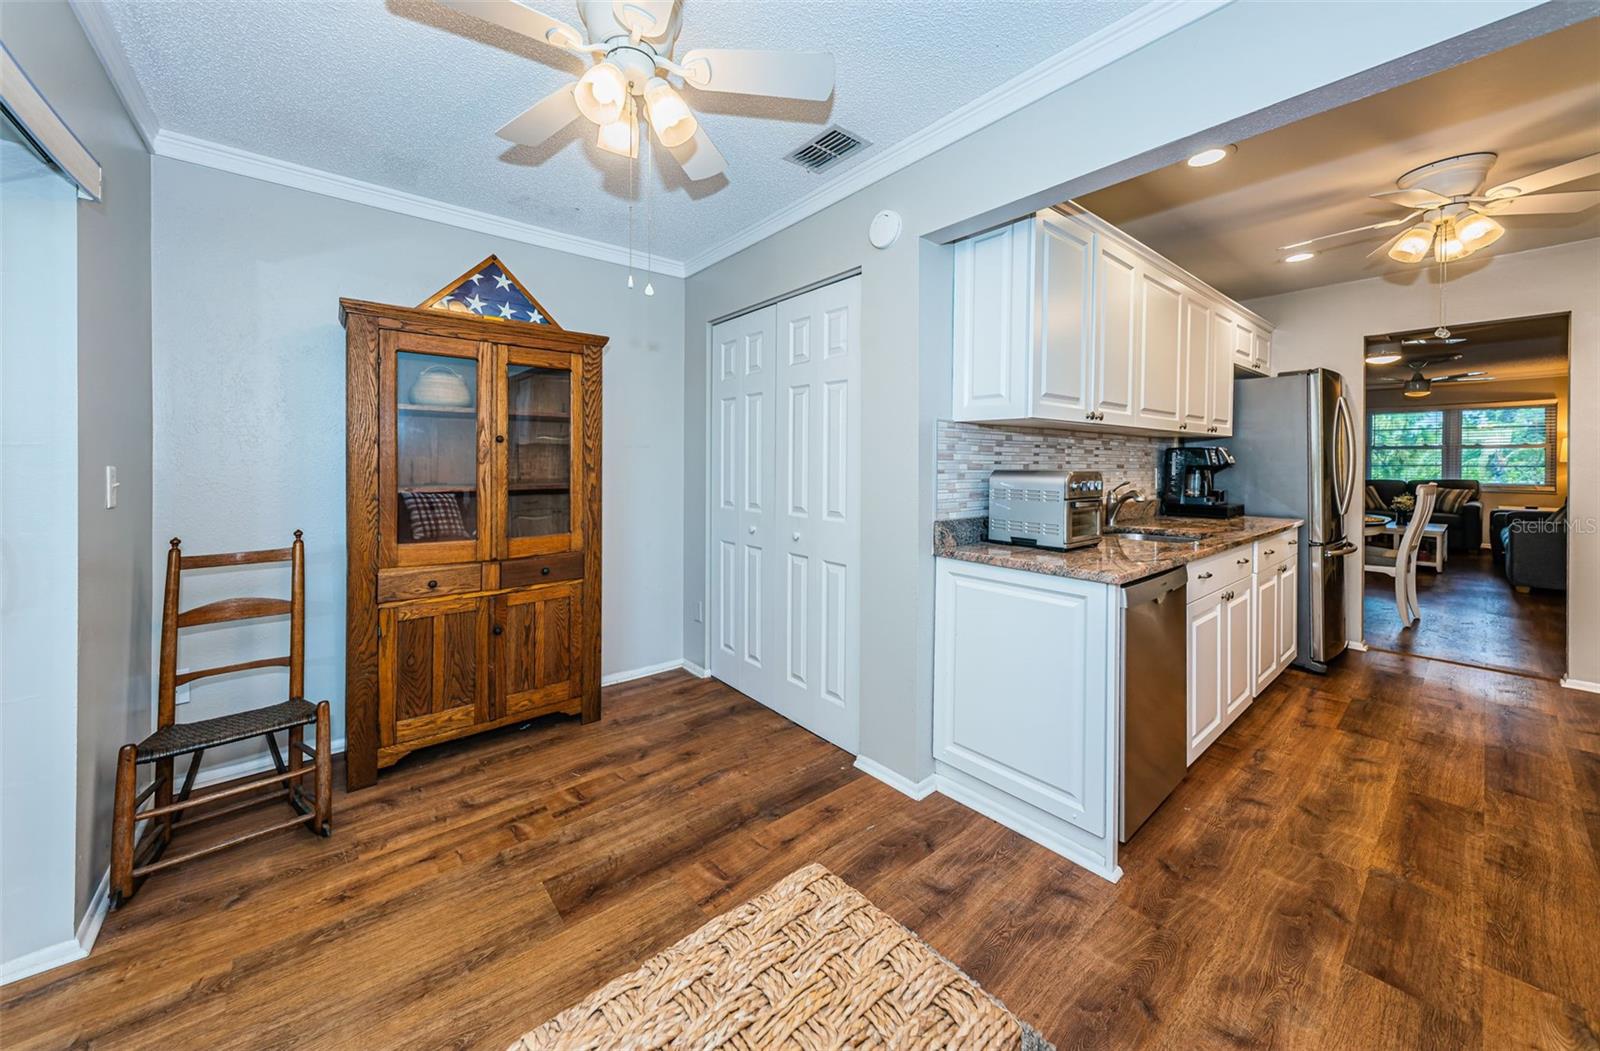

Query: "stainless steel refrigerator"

xmin=1195 ymin=368 xmax=1357 ymax=672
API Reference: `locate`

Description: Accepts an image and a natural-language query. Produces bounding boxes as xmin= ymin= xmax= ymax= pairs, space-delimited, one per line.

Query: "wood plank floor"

xmin=1363 ymin=549 xmax=1566 ymax=681
xmin=4 ymin=651 xmax=1598 ymax=1049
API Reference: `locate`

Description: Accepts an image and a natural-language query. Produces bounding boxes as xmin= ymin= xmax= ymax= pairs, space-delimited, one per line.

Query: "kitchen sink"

xmin=1107 ymin=529 xmax=1204 ymax=544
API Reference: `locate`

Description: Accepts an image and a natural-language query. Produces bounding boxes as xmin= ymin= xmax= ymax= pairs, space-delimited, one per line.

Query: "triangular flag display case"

xmin=418 ymin=254 xmax=561 ymax=329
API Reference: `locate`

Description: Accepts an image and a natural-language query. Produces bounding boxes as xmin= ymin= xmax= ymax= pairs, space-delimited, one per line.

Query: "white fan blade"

xmin=1482 ymin=190 xmax=1600 ymax=215
xmin=1370 ymin=188 xmax=1450 ymax=210
xmin=668 ymin=125 xmax=726 ymax=181
xmin=679 ymin=48 xmax=834 ymax=101
xmin=1486 ymin=153 xmax=1600 ymax=199
xmin=1280 ymin=212 xmax=1418 ymax=250
xmin=496 ymin=84 xmax=581 ymax=147
xmin=438 ymin=0 xmax=585 ymax=49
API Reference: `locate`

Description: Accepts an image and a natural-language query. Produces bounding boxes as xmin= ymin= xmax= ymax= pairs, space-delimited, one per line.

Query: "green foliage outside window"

xmin=1368 ymin=404 xmax=1555 ymax=488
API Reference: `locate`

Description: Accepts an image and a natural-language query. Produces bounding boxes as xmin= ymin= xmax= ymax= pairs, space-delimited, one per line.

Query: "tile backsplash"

xmin=935 ymin=420 xmax=1166 ymax=520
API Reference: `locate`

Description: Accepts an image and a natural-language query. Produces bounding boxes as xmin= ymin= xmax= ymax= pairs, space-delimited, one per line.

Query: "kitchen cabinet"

xmin=933 ymin=557 xmax=1119 ymax=879
xmin=951 ymin=205 xmax=1269 ymax=434
xmin=1186 ymin=575 xmax=1253 ymax=764
xmin=1252 ymin=529 xmax=1299 ymax=692
xmin=1253 ymin=562 xmax=1282 ymax=696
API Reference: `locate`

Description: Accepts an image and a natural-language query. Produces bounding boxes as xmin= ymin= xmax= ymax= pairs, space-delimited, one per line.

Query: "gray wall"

xmin=1248 ymin=237 xmax=1599 ymax=684
xmin=150 ymin=157 xmax=686 ymax=773
xmin=681 ymin=1 xmax=1558 ymax=781
xmin=0 ymin=0 xmax=155 ymax=928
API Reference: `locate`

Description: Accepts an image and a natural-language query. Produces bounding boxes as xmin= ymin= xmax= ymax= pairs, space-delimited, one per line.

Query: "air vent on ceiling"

xmin=785 ymin=126 xmax=870 ymax=173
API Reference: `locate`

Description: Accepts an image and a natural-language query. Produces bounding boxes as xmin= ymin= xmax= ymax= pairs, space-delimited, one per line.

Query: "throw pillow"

xmin=401 ymin=490 xmax=470 ymax=541
xmin=1436 ymin=487 xmax=1473 ymax=515
xmin=1365 ymin=485 xmax=1384 ymax=512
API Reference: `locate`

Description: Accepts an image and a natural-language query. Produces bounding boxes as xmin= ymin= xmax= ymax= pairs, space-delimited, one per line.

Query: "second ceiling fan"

xmin=441 ymin=0 xmax=835 ymax=181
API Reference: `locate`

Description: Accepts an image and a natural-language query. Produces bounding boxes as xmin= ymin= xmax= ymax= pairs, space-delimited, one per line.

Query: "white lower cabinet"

xmin=933 ymin=557 xmax=1120 ymax=880
xmin=1186 ymin=580 xmax=1253 ymax=764
xmin=1186 ymin=529 xmax=1302 ymax=765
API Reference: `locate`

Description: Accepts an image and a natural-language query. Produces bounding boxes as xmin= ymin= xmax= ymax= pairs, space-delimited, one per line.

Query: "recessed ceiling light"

xmin=1284 ymin=251 xmax=1315 ymax=263
xmin=1186 ymin=146 xmax=1233 ymax=168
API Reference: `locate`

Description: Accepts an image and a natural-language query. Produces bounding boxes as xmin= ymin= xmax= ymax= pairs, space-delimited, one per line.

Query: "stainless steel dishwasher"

xmin=1119 ymin=567 xmax=1188 ymax=842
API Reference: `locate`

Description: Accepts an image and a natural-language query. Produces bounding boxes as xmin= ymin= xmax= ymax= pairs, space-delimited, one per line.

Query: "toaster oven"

xmin=987 ymin=470 xmax=1104 ymax=550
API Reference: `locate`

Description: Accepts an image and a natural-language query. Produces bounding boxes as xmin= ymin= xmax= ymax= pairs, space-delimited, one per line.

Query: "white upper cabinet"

xmin=1179 ymin=294 xmax=1211 ymax=433
xmin=1093 ymin=237 xmax=1140 ymax=427
xmin=1034 ymin=211 xmax=1095 ymax=421
xmin=1135 ymin=267 xmax=1184 ymax=429
xmin=952 ymin=206 xmax=1269 ymax=434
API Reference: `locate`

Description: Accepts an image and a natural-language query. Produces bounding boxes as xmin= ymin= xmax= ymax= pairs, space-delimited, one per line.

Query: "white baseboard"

xmin=185 ymin=736 xmax=348 ymax=791
xmin=1560 ymin=676 xmax=1600 ymax=695
xmin=853 ymin=756 xmax=937 ymax=801
xmin=75 ymin=868 xmax=111 ymax=957
xmin=0 ymin=936 xmax=85 ymax=986
xmin=930 ymin=772 xmax=1121 ymax=883
xmin=0 ymin=868 xmax=108 ymax=986
xmin=1347 ymin=641 xmax=1369 ymax=652
xmin=601 ymin=659 xmax=711 ymax=686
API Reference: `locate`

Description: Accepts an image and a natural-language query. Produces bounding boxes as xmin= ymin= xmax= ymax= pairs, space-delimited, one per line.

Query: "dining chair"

xmin=1364 ymin=483 xmax=1439 ymax=626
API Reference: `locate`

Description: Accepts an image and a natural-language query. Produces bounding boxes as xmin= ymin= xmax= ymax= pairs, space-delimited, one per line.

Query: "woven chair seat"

xmin=136 ymin=699 xmax=317 ymax=762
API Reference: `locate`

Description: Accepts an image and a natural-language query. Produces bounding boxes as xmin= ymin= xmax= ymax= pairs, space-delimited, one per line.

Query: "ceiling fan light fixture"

xmin=596 ymin=113 xmax=638 ymax=158
xmin=643 ymin=77 xmax=696 ymax=149
xmin=1457 ymin=213 xmax=1505 ymax=252
xmin=575 ymin=61 xmax=628 ymax=125
xmin=1186 ymin=146 xmax=1233 ymax=168
xmin=1365 ymin=347 xmax=1403 ymax=365
xmin=1388 ymin=223 xmax=1436 ymax=264
xmin=1403 ymin=374 xmax=1432 ymax=398
xmin=1432 ymin=218 xmax=1466 ymax=261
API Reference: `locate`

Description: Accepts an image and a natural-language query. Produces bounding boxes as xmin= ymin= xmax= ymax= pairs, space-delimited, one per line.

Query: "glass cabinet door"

xmin=380 ymin=331 xmax=492 ymax=567
xmin=499 ymin=347 xmax=583 ymax=557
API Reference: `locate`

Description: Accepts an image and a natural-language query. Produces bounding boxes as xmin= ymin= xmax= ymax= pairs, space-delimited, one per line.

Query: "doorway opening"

xmin=1360 ymin=312 xmax=1570 ymax=679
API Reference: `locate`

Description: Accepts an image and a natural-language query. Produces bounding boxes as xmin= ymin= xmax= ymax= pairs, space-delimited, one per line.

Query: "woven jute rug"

xmin=511 ymin=863 xmax=1053 ymax=1051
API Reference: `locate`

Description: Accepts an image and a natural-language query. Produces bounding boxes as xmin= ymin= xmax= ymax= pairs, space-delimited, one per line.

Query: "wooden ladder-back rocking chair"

xmin=111 ymin=531 xmax=332 ymax=908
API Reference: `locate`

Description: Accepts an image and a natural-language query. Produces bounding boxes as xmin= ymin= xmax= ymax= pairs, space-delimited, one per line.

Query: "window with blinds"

xmin=1368 ymin=403 xmax=1557 ymax=489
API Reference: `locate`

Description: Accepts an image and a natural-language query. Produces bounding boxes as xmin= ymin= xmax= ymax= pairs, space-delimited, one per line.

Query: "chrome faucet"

xmin=1106 ymin=482 xmax=1144 ymax=528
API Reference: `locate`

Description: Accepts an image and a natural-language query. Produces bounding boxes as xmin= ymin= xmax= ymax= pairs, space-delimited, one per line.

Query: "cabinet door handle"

xmin=1178 ymin=423 xmax=1188 ymax=431
xmin=748 ymin=525 xmax=757 ymax=535
xmin=1236 ymin=557 xmax=1250 ymax=565
xmin=1279 ymin=565 xmax=1288 ymax=575
xmin=1288 ymin=539 xmax=1299 ymax=546
xmin=1197 ymin=571 xmax=1213 ymax=580
xmin=427 ymin=579 xmax=439 ymax=589
xmin=492 ymin=625 xmax=503 ymax=636
xmin=495 ymin=435 xmax=506 ymax=444
xmin=1264 ymin=549 xmax=1275 ymax=556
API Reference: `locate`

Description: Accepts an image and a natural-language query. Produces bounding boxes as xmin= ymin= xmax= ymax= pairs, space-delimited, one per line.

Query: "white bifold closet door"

xmin=710 ymin=277 xmax=860 ymax=753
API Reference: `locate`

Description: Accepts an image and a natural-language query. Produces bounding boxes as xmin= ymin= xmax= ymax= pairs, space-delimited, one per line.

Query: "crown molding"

xmin=681 ymin=0 xmax=1228 ymax=275
xmin=68 ymin=0 xmax=159 ymax=150
xmin=151 ymin=130 xmax=688 ymax=278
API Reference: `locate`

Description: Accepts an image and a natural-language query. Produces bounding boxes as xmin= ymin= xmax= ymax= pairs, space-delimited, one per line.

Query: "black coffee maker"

xmin=1160 ymin=446 xmax=1244 ymax=518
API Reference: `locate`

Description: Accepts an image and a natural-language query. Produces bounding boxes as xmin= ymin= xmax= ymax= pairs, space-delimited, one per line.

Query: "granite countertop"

xmin=935 ymin=514 xmax=1305 ymax=586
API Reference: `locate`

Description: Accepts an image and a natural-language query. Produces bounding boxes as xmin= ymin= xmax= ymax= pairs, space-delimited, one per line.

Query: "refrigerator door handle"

xmin=1332 ymin=394 xmax=1356 ymax=519
xmin=1325 ymin=539 xmax=1359 ymax=556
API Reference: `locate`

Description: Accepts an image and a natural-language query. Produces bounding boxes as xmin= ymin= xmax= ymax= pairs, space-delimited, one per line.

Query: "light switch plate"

xmin=105 ymin=465 xmax=119 ymax=509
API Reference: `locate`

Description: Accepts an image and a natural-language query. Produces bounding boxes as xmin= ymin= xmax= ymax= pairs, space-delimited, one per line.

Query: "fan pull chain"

xmin=626 ymin=100 xmax=636 ymax=291
xmin=644 ymin=125 xmax=655 ymax=297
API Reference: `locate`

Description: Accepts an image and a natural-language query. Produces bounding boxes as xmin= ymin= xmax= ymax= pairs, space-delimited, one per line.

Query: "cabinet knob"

xmin=1264 ymin=549 xmax=1274 ymax=556
xmin=792 ymin=532 xmax=801 ymax=542
xmin=1236 ymin=557 xmax=1250 ymax=565
xmin=427 ymin=579 xmax=439 ymax=589
xmin=1197 ymin=571 xmax=1213 ymax=580
xmin=540 ymin=566 xmax=551 ymax=576
xmin=492 ymin=625 xmax=503 ymax=636
xmin=1178 ymin=423 xmax=1187 ymax=431
xmin=748 ymin=525 xmax=757 ymax=534
xmin=1279 ymin=565 xmax=1288 ymax=574
xmin=495 ymin=434 xmax=506 ymax=444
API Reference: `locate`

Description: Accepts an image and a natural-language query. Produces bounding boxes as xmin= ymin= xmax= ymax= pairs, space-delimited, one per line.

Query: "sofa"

xmin=1491 ymin=506 xmax=1568 ymax=592
xmin=1364 ymin=478 xmax=1483 ymax=553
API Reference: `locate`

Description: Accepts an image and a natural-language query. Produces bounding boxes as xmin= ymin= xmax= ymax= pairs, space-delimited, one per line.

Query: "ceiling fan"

xmin=1368 ymin=355 xmax=1493 ymax=398
xmin=439 ymin=0 xmax=835 ymax=181
xmin=1282 ymin=151 xmax=1600 ymax=263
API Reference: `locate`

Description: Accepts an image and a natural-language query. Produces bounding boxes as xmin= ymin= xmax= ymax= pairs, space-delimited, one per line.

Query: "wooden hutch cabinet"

xmin=340 ymin=297 xmax=605 ymax=789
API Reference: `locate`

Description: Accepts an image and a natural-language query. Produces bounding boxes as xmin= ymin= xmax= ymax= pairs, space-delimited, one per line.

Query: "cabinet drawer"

xmin=1186 ymin=545 xmax=1254 ymax=603
xmin=1254 ymin=530 xmax=1298 ymax=572
xmin=378 ymin=564 xmax=483 ymax=604
xmin=500 ymin=551 xmax=584 ymax=589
